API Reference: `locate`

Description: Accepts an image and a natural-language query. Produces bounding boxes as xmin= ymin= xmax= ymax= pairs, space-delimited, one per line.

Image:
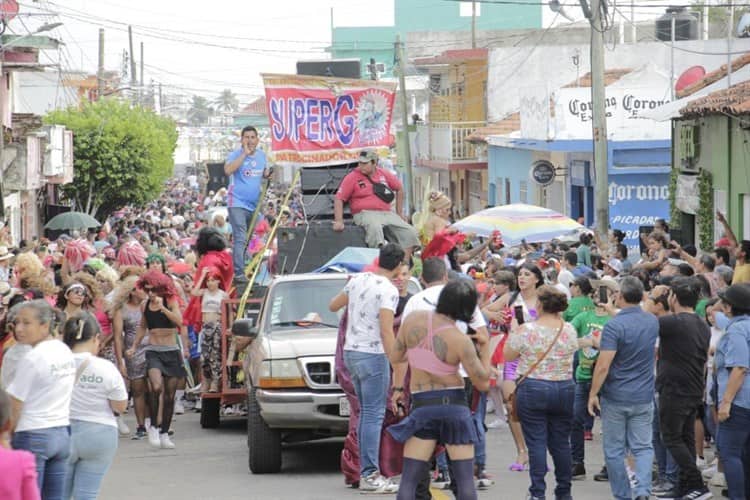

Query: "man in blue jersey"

xmin=224 ymin=126 xmax=271 ymax=282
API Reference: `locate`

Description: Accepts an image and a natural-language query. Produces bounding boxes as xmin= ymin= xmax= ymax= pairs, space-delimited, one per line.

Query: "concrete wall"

xmin=487 ymin=38 xmax=750 ymax=121
xmin=487 ymin=145 xmax=536 ymax=206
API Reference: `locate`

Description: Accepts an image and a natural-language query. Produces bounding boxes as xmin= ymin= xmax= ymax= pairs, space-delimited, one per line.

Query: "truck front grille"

xmin=300 ymin=356 xmax=339 ymax=389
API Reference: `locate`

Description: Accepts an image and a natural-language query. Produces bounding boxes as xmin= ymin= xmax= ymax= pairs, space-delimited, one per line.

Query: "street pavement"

xmin=102 ymin=405 xmax=722 ymax=500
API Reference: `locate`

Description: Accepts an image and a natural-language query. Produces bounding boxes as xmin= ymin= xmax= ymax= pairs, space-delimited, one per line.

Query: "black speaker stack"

xmin=299 ymin=163 xmax=356 ymax=220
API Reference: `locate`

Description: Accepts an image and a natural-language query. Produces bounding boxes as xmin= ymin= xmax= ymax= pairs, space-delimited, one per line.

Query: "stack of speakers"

xmin=299 ymin=163 xmax=356 ymax=220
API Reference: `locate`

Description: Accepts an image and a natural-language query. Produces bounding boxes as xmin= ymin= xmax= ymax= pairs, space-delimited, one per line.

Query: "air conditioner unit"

xmin=43 ymin=125 xmax=65 ymax=177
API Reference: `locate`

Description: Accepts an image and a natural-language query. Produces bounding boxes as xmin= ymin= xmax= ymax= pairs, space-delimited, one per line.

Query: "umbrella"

xmin=313 ymin=247 xmax=379 ymax=273
xmin=452 ymin=203 xmax=586 ymax=246
xmin=45 ymin=211 xmax=100 ymax=231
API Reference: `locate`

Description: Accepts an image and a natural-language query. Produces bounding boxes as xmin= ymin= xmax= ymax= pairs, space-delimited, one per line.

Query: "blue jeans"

xmin=571 ymin=380 xmax=590 ymax=465
xmin=653 ymin=395 xmax=679 ymax=484
xmin=64 ymin=420 xmax=119 ymax=500
xmin=228 ymin=206 xmax=254 ymax=277
xmin=343 ymin=350 xmax=390 ymax=478
xmin=11 ymin=426 xmax=71 ymax=500
xmin=517 ymin=378 xmax=575 ymax=500
xmin=716 ymin=404 xmax=750 ymax=500
xmin=473 ymin=391 xmax=487 ymax=468
xmin=600 ymin=397 xmax=653 ymax=500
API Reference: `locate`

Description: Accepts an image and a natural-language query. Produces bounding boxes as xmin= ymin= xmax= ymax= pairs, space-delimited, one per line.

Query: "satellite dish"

xmin=675 ymin=66 xmax=706 ymax=93
xmin=738 ymin=13 xmax=750 ymax=38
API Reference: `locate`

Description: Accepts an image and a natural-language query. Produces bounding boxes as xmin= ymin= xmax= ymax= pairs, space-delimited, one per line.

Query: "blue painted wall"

xmin=487 ymin=145 xmax=535 ymax=206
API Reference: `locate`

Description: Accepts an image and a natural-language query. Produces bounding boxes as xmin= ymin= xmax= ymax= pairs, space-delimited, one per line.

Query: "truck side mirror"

xmin=232 ymin=318 xmax=258 ymax=339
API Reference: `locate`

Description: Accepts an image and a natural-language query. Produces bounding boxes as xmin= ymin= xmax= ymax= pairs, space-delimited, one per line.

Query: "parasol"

xmin=452 ymin=203 xmax=585 ymax=246
xmin=45 ymin=211 xmax=100 ymax=231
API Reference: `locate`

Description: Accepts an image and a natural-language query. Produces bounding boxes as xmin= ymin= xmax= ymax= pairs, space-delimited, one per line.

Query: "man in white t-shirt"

xmin=329 ymin=243 xmax=404 ymax=494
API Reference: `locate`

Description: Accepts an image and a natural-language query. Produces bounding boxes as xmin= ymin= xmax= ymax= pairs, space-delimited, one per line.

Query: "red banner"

xmin=263 ymin=73 xmax=397 ymax=166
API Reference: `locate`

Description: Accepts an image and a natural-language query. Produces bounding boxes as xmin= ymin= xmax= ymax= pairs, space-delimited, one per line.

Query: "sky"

xmin=12 ymin=0 xmax=396 ymax=101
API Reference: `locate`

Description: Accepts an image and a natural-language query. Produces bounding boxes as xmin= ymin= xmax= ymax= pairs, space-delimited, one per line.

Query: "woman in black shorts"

xmin=125 ymin=269 xmax=186 ymax=450
xmin=388 ymin=280 xmax=491 ymax=500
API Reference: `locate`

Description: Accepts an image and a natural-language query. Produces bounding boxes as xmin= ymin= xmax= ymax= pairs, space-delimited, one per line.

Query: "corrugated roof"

xmin=466 ymin=112 xmax=520 ymax=143
xmin=413 ymin=48 xmax=488 ymax=66
xmin=679 ymin=80 xmax=750 ymax=117
xmin=677 ymin=52 xmax=750 ymax=99
xmin=563 ymin=68 xmax=632 ymax=88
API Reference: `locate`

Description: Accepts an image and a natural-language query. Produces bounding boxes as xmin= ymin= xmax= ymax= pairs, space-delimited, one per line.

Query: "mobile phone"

xmin=514 ymin=305 xmax=525 ymax=325
xmin=598 ymin=286 xmax=608 ymax=304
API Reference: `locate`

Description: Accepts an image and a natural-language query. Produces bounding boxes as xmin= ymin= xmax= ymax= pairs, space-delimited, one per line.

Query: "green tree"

xmin=187 ymin=95 xmax=212 ymax=125
xmin=214 ymin=89 xmax=239 ymax=113
xmin=45 ymin=99 xmax=177 ymax=220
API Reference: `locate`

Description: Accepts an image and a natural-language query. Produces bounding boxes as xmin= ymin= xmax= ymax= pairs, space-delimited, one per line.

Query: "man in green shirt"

xmin=564 ymin=276 xmax=596 ymax=322
xmin=570 ymin=278 xmax=614 ymax=479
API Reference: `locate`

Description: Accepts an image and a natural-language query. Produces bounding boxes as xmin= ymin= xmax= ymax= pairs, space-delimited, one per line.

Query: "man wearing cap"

xmin=603 ymin=258 xmax=623 ymax=278
xmin=224 ymin=125 xmax=271 ymax=282
xmin=714 ymin=284 xmax=750 ymax=499
xmin=334 ymin=150 xmax=419 ymax=260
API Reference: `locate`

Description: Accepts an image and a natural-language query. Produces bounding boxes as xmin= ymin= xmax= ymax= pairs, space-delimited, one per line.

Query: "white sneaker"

xmin=359 ymin=472 xmax=398 ymax=494
xmin=174 ymin=399 xmax=185 ymax=415
xmin=710 ymin=472 xmax=726 ymax=487
xmin=116 ymin=416 xmax=130 ymax=436
xmin=701 ymin=464 xmax=717 ymax=480
xmin=159 ymin=433 xmax=175 ymax=449
xmin=147 ymin=426 xmax=161 ymax=448
xmin=486 ymin=418 xmax=504 ymax=429
xmin=696 ymin=457 xmax=707 ymax=469
xmin=486 ymin=399 xmax=495 ymax=414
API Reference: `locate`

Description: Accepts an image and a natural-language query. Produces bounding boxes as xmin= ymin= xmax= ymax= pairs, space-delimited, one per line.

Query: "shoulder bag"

xmin=507 ymin=322 xmax=565 ymax=422
xmin=364 ymin=172 xmax=395 ymax=204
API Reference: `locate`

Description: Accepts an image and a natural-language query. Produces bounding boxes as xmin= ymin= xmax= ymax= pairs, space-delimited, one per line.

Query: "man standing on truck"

xmin=333 ymin=150 xmax=420 ymax=262
xmin=224 ymin=126 xmax=271 ymax=283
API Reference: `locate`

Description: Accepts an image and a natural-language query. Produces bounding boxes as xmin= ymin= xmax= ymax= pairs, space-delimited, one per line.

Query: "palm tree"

xmin=214 ymin=89 xmax=239 ymax=114
xmin=187 ymin=95 xmax=211 ymax=126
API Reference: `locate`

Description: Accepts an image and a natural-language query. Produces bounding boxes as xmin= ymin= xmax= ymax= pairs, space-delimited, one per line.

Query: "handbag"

xmin=365 ymin=174 xmax=396 ymax=204
xmin=507 ymin=322 xmax=565 ymax=422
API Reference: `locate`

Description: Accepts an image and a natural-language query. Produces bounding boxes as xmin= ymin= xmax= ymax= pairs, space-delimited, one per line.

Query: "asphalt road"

xmin=101 ymin=405 xmax=723 ymax=500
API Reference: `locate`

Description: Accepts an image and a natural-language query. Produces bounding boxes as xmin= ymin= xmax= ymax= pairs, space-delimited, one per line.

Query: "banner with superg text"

xmin=262 ymin=73 xmax=397 ymax=166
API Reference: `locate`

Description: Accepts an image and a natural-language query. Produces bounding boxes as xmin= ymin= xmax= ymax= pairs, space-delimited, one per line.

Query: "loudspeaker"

xmin=206 ymin=162 xmax=228 ymax=195
xmin=302 ymin=193 xmax=351 ymax=219
xmin=276 ymin=223 xmax=367 ymax=274
xmin=296 ymin=60 xmax=361 ymax=79
xmin=300 ymin=163 xmax=354 ymax=194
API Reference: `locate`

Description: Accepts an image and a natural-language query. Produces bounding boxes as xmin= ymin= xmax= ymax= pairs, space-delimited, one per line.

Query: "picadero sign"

xmin=262 ymin=73 xmax=397 ymax=166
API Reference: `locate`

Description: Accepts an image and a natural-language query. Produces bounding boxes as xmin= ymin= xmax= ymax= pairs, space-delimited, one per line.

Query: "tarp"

xmin=263 ymin=73 xmax=397 ymax=166
xmin=313 ymin=247 xmax=378 ymax=274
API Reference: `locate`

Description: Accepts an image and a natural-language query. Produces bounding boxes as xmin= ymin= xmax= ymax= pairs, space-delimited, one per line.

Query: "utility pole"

xmin=589 ymin=0 xmax=609 ymax=239
xmin=471 ymin=0 xmax=477 ymax=48
xmin=727 ymin=5 xmax=734 ymax=88
xmin=670 ymin=13 xmax=676 ymax=100
xmin=140 ymin=41 xmax=144 ymax=103
xmin=97 ymin=28 xmax=105 ymax=99
xmin=128 ymin=26 xmax=137 ymax=103
xmin=395 ymin=35 xmax=414 ymax=215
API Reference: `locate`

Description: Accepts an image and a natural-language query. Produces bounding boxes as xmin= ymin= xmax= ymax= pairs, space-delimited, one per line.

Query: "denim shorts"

xmin=387 ymin=389 xmax=479 ymax=445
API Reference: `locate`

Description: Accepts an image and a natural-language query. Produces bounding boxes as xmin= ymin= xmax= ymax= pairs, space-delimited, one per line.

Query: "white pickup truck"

xmin=235 ymin=273 xmax=350 ymax=474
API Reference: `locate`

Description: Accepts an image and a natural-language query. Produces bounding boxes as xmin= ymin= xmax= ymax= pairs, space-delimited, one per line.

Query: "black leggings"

xmin=399 ymin=457 xmax=476 ymax=500
xmin=148 ymin=370 xmax=179 ymax=434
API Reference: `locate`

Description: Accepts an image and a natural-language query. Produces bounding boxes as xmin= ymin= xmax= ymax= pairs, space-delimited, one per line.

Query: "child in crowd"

xmin=192 ymin=267 xmax=228 ymax=393
xmin=0 ymin=387 xmax=40 ymax=500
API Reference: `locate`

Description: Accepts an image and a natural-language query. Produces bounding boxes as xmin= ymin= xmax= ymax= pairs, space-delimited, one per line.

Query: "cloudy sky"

xmin=13 ymin=0 xmax=396 ymax=101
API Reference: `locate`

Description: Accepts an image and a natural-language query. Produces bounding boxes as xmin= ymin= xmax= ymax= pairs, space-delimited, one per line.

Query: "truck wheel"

xmin=247 ymin=389 xmax=282 ymax=473
xmin=200 ymin=397 xmax=220 ymax=429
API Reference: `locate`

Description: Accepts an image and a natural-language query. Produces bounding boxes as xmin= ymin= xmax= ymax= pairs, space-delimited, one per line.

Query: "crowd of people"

xmin=0 ymin=129 xmax=749 ymax=500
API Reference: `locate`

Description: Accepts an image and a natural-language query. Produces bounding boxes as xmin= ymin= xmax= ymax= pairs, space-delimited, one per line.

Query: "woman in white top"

xmin=61 ymin=312 xmax=127 ymax=500
xmin=191 ymin=266 xmax=227 ymax=393
xmin=6 ymin=300 xmax=76 ymax=500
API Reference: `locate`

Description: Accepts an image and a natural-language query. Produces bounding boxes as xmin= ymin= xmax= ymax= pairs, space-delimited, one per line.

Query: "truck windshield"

xmin=266 ymin=278 xmax=346 ymax=332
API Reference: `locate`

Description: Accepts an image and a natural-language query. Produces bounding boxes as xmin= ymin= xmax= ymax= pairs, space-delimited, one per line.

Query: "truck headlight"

xmin=257 ymin=359 xmax=306 ymax=389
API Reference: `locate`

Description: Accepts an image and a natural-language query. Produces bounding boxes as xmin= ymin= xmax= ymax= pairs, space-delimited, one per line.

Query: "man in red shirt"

xmin=334 ymin=150 xmax=419 ymax=260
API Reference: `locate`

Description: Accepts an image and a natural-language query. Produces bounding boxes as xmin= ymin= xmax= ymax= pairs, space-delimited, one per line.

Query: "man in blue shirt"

xmin=588 ymin=276 xmax=658 ymax=500
xmin=224 ymin=126 xmax=270 ymax=282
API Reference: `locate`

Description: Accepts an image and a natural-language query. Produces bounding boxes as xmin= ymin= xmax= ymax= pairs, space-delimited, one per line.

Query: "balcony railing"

xmin=416 ymin=121 xmax=486 ymax=164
